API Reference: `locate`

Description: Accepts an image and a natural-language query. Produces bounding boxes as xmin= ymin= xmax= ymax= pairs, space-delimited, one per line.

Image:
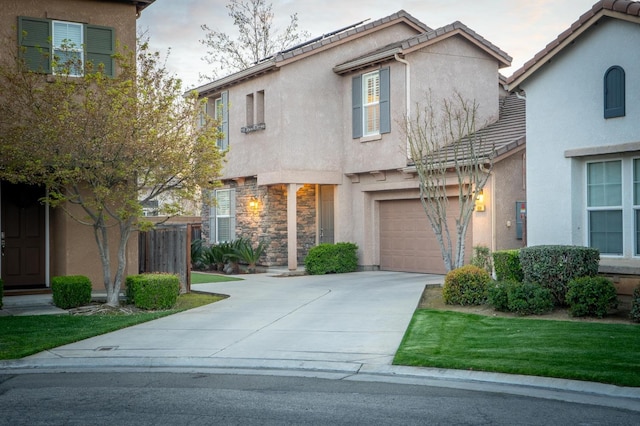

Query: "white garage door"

xmin=379 ymin=198 xmax=472 ymax=274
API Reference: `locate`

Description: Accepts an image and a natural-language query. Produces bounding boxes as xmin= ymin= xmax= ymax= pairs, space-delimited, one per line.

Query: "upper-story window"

xmin=19 ymin=16 xmax=115 ymax=77
xmin=604 ymin=65 xmax=625 ymax=119
xmin=52 ymin=21 xmax=83 ymax=76
xmin=215 ymin=91 xmax=229 ymax=150
xmin=352 ymin=67 xmax=390 ymax=139
xmin=241 ymin=90 xmax=266 ymax=134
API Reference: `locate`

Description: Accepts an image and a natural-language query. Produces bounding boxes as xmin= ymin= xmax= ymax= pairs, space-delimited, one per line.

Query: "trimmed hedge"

xmin=519 ymin=245 xmax=599 ymax=306
xmin=304 ymin=242 xmax=358 ymax=275
xmin=443 ymin=265 xmax=491 ymax=306
xmin=126 ymin=273 xmax=179 ymax=310
xmin=492 ymin=250 xmax=523 ymax=282
xmin=51 ymin=275 xmax=92 ymax=309
xmin=566 ymin=276 xmax=618 ymax=318
xmin=488 ymin=280 xmax=553 ymax=315
xmin=507 ymin=282 xmax=554 ymax=316
xmin=630 ymin=287 xmax=640 ymax=323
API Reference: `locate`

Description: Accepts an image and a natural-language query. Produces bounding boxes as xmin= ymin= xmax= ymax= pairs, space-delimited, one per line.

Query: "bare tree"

xmin=0 ymin=38 xmax=224 ymax=306
xmin=199 ymin=0 xmax=310 ymax=80
xmin=405 ymin=92 xmax=494 ymax=272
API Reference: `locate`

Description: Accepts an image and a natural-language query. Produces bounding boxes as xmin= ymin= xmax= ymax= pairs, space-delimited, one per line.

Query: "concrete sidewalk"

xmin=2 ymin=270 xmax=639 ymax=412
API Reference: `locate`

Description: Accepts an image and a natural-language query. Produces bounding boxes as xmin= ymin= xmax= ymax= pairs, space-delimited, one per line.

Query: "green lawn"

xmin=191 ymin=271 xmax=244 ymax=284
xmin=0 ymin=293 xmax=224 ymax=360
xmin=394 ymin=309 xmax=639 ymax=387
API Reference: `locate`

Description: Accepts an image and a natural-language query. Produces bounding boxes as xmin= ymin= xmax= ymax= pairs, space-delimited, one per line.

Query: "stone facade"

xmin=202 ymin=179 xmax=317 ymax=267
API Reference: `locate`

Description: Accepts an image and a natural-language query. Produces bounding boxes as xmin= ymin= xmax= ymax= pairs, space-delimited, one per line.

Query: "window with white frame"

xmin=210 ymin=189 xmax=235 ymax=244
xmin=19 ymin=16 xmax=115 ymax=77
xmin=53 ymin=21 xmax=83 ymax=76
xmin=587 ymin=160 xmax=623 ymax=255
xmin=351 ymin=67 xmax=390 ymax=139
xmin=634 ymin=159 xmax=640 ymax=256
xmin=362 ymin=71 xmax=380 ymax=136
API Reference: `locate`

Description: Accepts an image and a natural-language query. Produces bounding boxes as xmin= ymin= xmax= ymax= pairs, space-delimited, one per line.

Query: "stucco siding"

xmin=522 ymin=18 xmax=640 ymax=248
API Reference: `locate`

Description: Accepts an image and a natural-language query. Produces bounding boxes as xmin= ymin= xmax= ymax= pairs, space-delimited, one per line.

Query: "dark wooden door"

xmin=1 ymin=182 xmax=46 ymax=288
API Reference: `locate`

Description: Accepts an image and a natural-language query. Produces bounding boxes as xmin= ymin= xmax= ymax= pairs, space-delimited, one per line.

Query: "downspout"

xmin=394 ymin=53 xmax=411 ymax=159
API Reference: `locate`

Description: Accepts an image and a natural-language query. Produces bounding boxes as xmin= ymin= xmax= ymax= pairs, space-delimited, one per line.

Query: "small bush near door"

xmin=126 ymin=273 xmax=180 ymax=310
xmin=51 ymin=275 xmax=92 ymax=309
xmin=304 ymin=243 xmax=358 ymax=275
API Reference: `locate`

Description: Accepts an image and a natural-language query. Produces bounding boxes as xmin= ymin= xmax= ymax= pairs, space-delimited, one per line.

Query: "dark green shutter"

xmin=18 ymin=16 xmax=51 ymax=73
xmin=352 ymin=74 xmax=362 ymax=138
xmin=380 ymin=67 xmax=390 ymax=134
xmin=86 ymin=24 xmax=115 ymax=76
xmin=604 ymin=66 xmax=625 ymax=118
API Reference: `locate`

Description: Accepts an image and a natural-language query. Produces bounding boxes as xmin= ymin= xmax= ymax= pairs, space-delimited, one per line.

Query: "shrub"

xmin=443 ymin=265 xmax=491 ymax=305
xmin=492 ymin=250 xmax=524 ymax=282
xmin=487 ymin=280 xmax=517 ymax=311
xmin=507 ymin=282 xmax=554 ymax=316
xmin=51 ymin=275 xmax=92 ymax=309
xmin=126 ymin=273 xmax=179 ymax=310
xmin=304 ymin=242 xmax=358 ymax=275
xmin=519 ymin=245 xmax=600 ymax=306
xmin=191 ymin=239 xmax=205 ymax=270
xmin=471 ymin=245 xmax=493 ymax=275
xmin=630 ymin=287 xmax=640 ymax=323
xmin=566 ymin=276 xmax=618 ymax=318
xmin=234 ymin=237 xmax=268 ymax=273
xmin=0 ymin=278 xmax=3 ymax=309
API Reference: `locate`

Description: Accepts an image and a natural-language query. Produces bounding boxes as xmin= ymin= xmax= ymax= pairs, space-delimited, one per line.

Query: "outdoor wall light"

xmin=475 ymin=190 xmax=485 ymax=212
xmin=249 ymin=197 xmax=259 ymax=209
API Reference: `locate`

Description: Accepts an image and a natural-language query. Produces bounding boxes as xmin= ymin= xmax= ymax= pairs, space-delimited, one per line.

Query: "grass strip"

xmin=191 ymin=272 xmax=244 ymax=284
xmin=393 ymin=309 xmax=639 ymax=387
xmin=0 ymin=293 xmax=224 ymax=360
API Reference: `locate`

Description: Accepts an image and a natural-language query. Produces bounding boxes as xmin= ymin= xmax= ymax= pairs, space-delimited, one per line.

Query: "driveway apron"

xmin=25 ymin=271 xmax=439 ymax=371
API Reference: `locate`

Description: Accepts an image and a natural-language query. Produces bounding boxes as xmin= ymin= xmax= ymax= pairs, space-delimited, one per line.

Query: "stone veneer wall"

xmin=203 ymin=179 xmax=317 ymax=267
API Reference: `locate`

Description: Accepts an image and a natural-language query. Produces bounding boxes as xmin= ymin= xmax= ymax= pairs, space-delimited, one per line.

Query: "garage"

xmin=379 ymin=198 xmax=472 ymax=274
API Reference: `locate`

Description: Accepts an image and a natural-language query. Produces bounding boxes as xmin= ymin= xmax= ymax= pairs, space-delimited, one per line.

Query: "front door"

xmin=1 ymin=182 xmax=46 ymax=288
xmin=319 ymin=185 xmax=334 ymax=244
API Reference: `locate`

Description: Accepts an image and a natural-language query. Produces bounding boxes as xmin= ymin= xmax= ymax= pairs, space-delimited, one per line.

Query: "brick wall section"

xmin=201 ymin=180 xmax=317 ymax=267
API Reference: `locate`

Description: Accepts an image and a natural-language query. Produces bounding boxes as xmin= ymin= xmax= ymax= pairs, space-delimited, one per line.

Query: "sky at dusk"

xmin=138 ymin=0 xmax=599 ymax=90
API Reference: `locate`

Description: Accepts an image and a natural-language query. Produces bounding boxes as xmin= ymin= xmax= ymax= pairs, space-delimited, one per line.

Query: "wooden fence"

xmin=138 ymin=224 xmax=200 ymax=293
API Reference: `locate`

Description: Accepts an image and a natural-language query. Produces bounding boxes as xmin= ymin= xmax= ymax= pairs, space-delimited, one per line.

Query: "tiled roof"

xmin=334 ymin=21 xmax=511 ymax=74
xmin=194 ymin=10 xmax=429 ymax=96
xmin=409 ymin=93 xmax=525 ymax=169
xmin=508 ymin=0 xmax=640 ymax=89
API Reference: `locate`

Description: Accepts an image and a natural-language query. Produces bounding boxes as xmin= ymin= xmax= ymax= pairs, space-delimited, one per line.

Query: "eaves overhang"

xmin=508 ymin=8 xmax=640 ymax=90
xmin=191 ymin=60 xmax=277 ymax=97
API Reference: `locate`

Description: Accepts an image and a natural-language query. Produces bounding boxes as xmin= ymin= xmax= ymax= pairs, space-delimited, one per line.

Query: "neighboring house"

xmin=507 ymin=0 xmax=640 ymax=293
xmin=196 ymin=10 xmax=526 ymax=274
xmin=0 ymin=0 xmax=154 ymax=291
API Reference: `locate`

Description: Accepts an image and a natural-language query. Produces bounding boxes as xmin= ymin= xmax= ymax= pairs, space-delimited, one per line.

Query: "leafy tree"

xmin=0 ymin=37 xmax=224 ymax=306
xmin=404 ymin=92 xmax=494 ymax=272
xmin=199 ymin=0 xmax=310 ymax=80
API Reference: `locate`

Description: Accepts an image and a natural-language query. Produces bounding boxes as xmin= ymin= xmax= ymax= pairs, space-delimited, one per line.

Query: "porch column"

xmin=287 ymin=183 xmax=302 ymax=271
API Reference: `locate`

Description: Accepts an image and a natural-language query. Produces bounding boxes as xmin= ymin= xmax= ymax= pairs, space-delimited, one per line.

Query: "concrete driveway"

xmin=20 ymin=271 xmax=439 ymax=371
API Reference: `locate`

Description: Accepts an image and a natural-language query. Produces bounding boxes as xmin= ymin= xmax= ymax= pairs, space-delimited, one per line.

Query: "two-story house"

xmin=0 ymin=0 xmax=154 ymax=292
xmin=508 ymin=0 xmax=640 ymax=293
xmin=196 ymin=10 xmax=526 ymax=274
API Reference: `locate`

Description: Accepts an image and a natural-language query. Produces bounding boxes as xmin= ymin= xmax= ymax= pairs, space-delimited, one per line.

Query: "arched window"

xmin=604 ymin=66 xmax=625 ymax=118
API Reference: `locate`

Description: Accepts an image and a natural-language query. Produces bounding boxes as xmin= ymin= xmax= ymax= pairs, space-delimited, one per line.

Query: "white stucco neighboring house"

xmin=508 ymin=0 xmax=640 ymax=293
xmin=195 ymin=10 xmax=527 ymax=274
